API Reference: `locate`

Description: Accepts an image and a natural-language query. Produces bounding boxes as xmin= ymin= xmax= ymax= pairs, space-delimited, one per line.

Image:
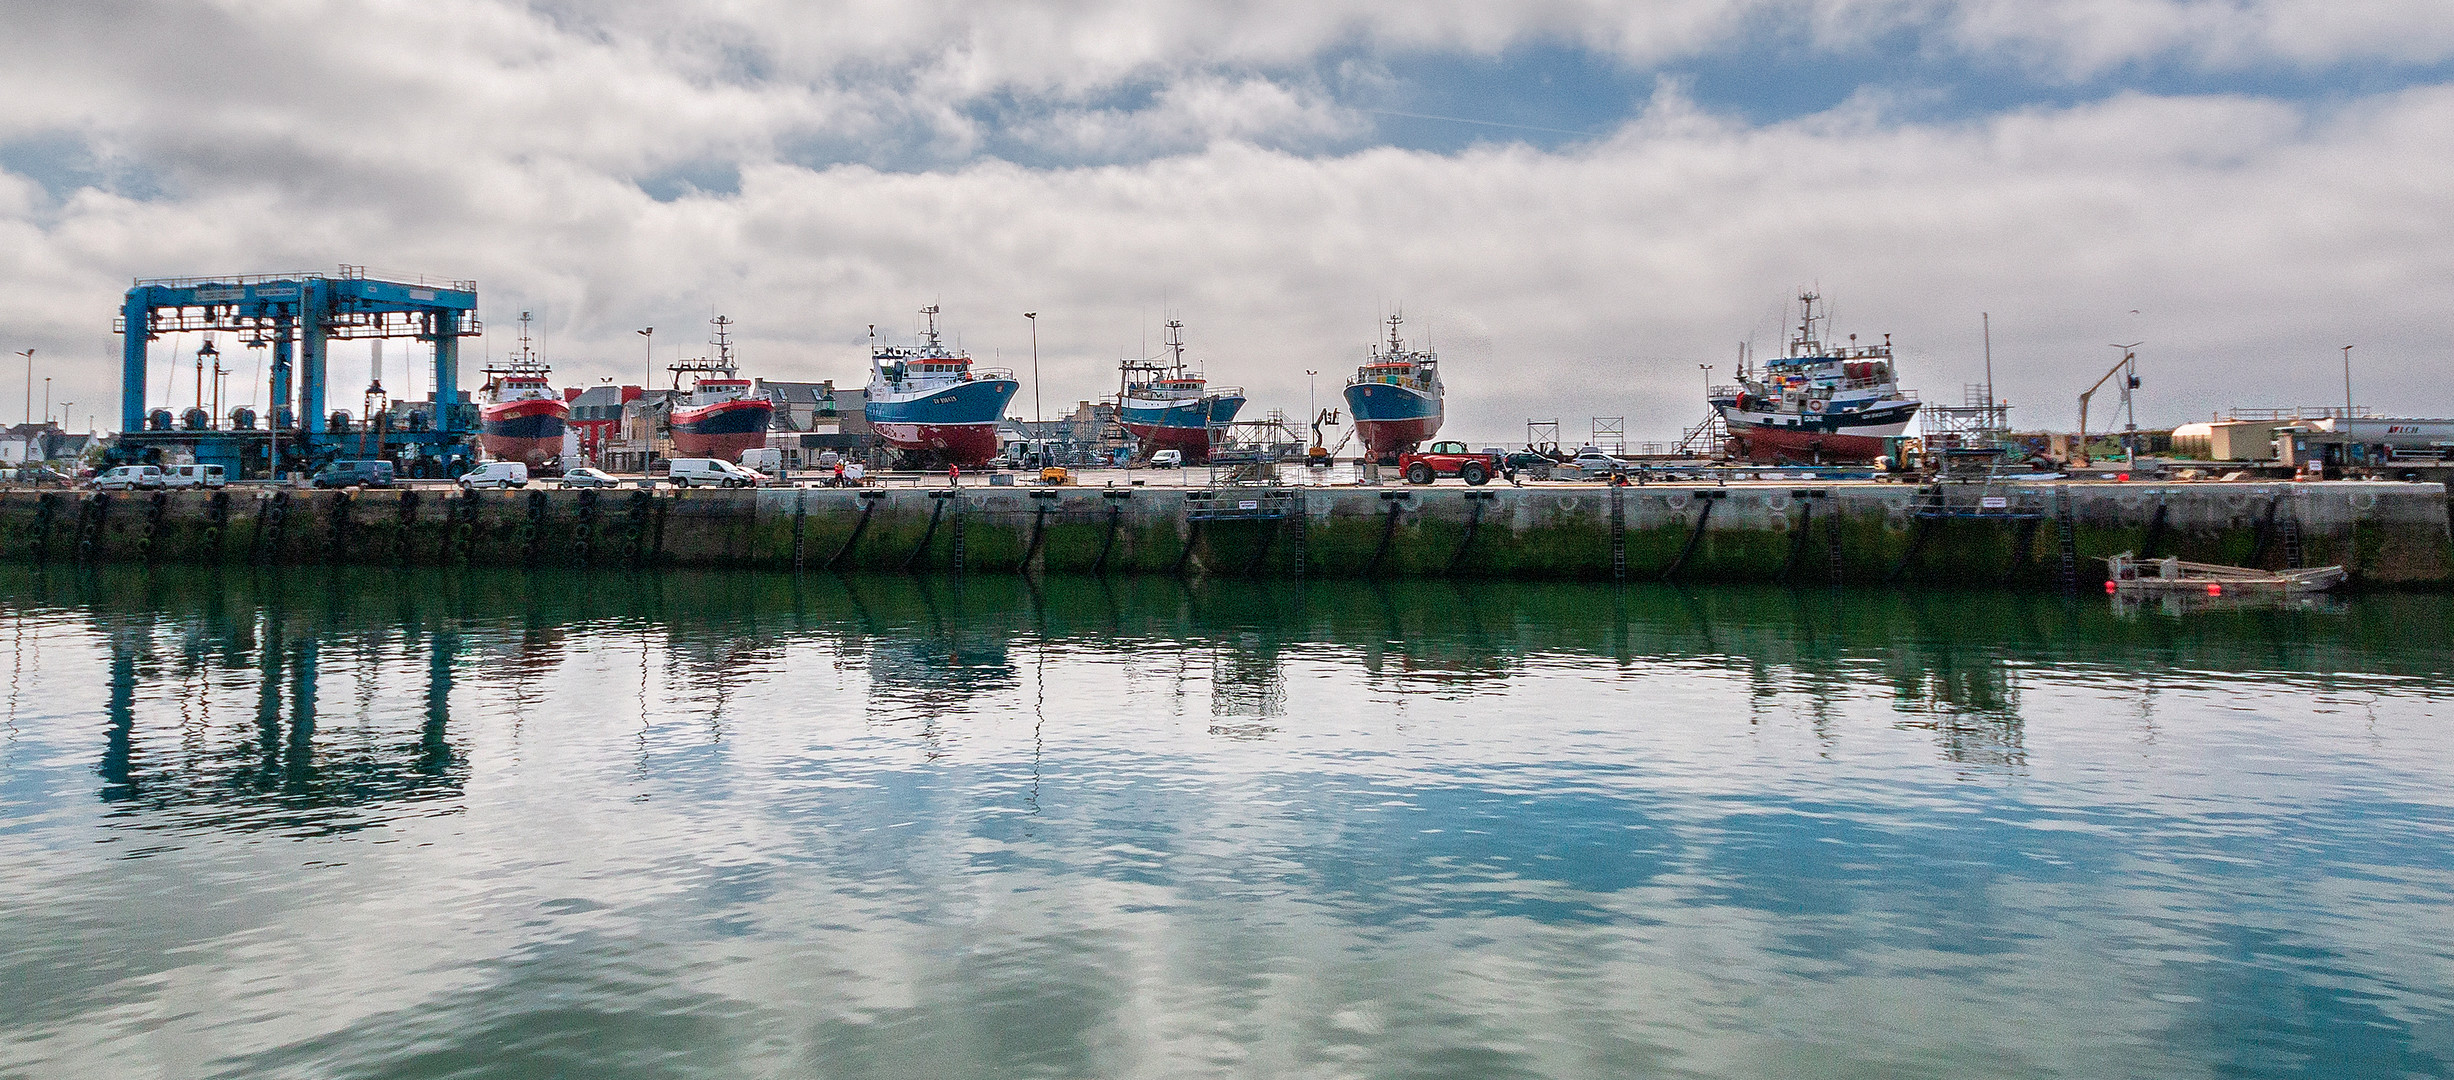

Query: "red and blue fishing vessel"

xmin=666 ymin=315 xmax=773 ymax=463
xmin=1343 ymin=313 xmax=1444 ymax=462
xmin=865 ymin=305 xmax=1018 ymax=466
xmin=477 ymin=311 xmax=568 ymax=470
xmin=1709 ymin=292 xmax=1920 ymax=463
xmin=1117 ymin=320 xmax=1244 ymax=463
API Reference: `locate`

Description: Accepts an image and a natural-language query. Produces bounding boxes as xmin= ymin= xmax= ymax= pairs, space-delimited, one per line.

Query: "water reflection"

xmin=3 ymin=566 xmax=2452 ymax=1078
xmin=78 ymin=586 xmax=465 ymax=839
xmin=8 ymin=566 xmax=2452 ymax=812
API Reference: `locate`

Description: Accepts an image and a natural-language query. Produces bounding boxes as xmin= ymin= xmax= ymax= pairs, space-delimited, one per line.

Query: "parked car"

xmin=558 ymin=467 xmax=619 ymax=489
xmin=1501 ymin=451 xmax=1557 ymax=479
xmin=90 ymin=465 xmax=165 ymax=491
xmin=1398 ymin=440 xmax=1501 ymax=486
xmin=667 ymin=457 xmax=761 ymax=488
xmin=456 ymin=461 xmax=529 ymax=490
xmin=313 ymin=459 xmax=395 ymax=488
xmin=1147 ymin=450 xmax=1184 ymax=468
xmin=1569 ymin=448 xmax=1629 ymax=475
xmin=162 ymin=464 xmax=227 ymax=489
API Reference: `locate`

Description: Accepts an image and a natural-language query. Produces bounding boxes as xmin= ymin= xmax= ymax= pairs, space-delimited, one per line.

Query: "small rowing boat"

xmin=2104 ymin=552 xmax=2346 ymax=596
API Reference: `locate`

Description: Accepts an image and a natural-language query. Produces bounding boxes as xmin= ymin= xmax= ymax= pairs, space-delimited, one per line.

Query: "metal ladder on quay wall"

xmin=2279 ymin=499 xmax=2306 ymax=570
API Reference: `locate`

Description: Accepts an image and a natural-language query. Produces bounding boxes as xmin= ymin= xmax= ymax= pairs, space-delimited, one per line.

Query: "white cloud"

xmin=984 ymin=76 xmax=1369 ymax=162
xmin=1935 ymin=0 xmax=2454 ymax=77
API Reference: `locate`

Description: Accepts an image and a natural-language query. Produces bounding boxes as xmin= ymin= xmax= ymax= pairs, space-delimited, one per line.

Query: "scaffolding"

xmin=1590 ymin=416 xmax=1625 ymax=454
xmin=1525 ymin=418 xmax=1560 ymax=453
xmin=1922 ymin=383 xmax=2013 ymax=450
xmin=1922 ymin=313 xmax=2012 ymax=451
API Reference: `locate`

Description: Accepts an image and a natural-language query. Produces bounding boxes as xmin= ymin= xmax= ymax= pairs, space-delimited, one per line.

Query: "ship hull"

xmin=1714 ymin=400 xmax=1918 ymax=463
xmin=670 ymin=398 xmax=774 ymax=462
xmin=1344 ymin=382 xmax=1442 ymax=461
xmin=869 ymin=422 xmax=1002 ymax=463
xmin=867 ymin=378 xmax=1018 ymax=465
xmin=480 ymin=399 xmax=568 ymax=468
xmin=1119 ymin=394 xmax=1245 ymax=461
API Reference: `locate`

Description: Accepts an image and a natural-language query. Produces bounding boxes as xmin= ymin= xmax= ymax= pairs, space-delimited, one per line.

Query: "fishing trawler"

xmin=1709 ymin=292 xmax=1920 ymax=463
xmin=666 ymin=315 xmax=773 ymax=462
xmin=865 ymin=306 xmax=1018 ymax=466
xmin=1117 ymin=320 xmax=1244 ymax=463
xmin=477 ymin=312 xmax=568 ymax=469
xmin=1343 ymin=313 xmax=1443 ymax=462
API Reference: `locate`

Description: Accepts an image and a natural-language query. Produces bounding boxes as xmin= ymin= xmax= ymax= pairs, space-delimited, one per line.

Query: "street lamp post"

xmin=1024 ymin=312 xmax=1040 ymax=466
xmin=2341 ymin=344 xmax=2354 ymax=419
xmin=637 ymin=327 xmax=654 ymax=389
xmin=43 ymin=377 xmax=51 ymax=428
xmin=16 ymin=349 xmax=32 ymax=426
xmin=1305 ymin=370 xmax=1319 ymax=452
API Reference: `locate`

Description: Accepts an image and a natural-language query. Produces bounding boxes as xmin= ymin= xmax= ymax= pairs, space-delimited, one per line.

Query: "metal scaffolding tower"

xmin=1922 ymin=383 xmax=2013 ymax=449
xmin=1918 ymin=312 xmax=2014 ymax=451
xmin=1525 ymin=418 xmax=1560 ymax=452
xmin=1590 ymin=416 xmax=1625 ymax=454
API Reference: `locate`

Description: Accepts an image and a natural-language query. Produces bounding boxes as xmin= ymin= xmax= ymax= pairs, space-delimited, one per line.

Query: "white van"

xmin=162 ymin=464 xmax=227 ymax=489
xmin=668 ymin=458 xmax=761 ymax=488
xmin=1148 ymin=449 xmax=1183 ymax=468
xmin=457 ymin=461 xmax=529 ymax=490
xmin=90 ymin=465 xmax=165 ymax=491
xmin=738 ymin=448 xmax=785 ymax=477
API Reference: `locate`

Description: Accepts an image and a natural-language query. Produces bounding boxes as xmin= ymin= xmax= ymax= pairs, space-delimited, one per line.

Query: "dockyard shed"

xmin=2172 ymin=419 xmax=2289 ymax=461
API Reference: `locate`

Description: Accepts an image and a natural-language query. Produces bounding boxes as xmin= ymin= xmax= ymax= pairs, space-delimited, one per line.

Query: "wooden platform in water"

xmin=2105 ymin=551 xmax=2346 ymax=596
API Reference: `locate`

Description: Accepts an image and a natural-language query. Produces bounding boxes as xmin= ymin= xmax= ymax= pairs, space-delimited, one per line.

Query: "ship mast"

xmin=1164 ymin=319 xmax=1186 ymax=375
xmin=709 ymin=315 xmax=735 ymax=376
xmin=667 ymin=313 xmax=737 ymax=391
xmin=1791 ymin=292 xmax=1822 ymax=357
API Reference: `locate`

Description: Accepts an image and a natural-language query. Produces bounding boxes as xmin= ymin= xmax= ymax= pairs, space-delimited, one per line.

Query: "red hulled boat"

xmin=666 ymin=315 xmax=773 ymax=462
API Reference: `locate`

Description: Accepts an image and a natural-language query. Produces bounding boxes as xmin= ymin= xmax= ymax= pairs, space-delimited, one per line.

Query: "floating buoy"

xmin=2105 ymin=580 xmax=2118 ymax=594
xmin=2206 ymin=583 xmax=2223 ymax=596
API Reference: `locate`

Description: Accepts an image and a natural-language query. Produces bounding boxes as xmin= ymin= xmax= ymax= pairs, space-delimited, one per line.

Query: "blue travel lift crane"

xmin=112 ymin=267 xmax=484 ymax=478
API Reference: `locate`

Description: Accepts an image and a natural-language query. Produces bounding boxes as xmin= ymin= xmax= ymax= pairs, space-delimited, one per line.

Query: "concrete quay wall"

xmin=1 ymin=481 xmax=2447 ymax=586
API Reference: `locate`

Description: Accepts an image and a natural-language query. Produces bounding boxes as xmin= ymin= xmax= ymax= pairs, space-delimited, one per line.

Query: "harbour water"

xmin=2 ymin=567 xmax=2450 ymax=1078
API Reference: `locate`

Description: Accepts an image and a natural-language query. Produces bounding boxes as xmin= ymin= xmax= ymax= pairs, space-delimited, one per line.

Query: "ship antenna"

xmin=1165 ymin=319 xmax=1185 ymax=371
xmin=920 ymin=305 xmax=941 ymax=352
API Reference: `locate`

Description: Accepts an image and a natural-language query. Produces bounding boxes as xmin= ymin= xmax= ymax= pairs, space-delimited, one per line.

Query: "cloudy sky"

xmin=3 ymin=0 xmax=2450 ymax=444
